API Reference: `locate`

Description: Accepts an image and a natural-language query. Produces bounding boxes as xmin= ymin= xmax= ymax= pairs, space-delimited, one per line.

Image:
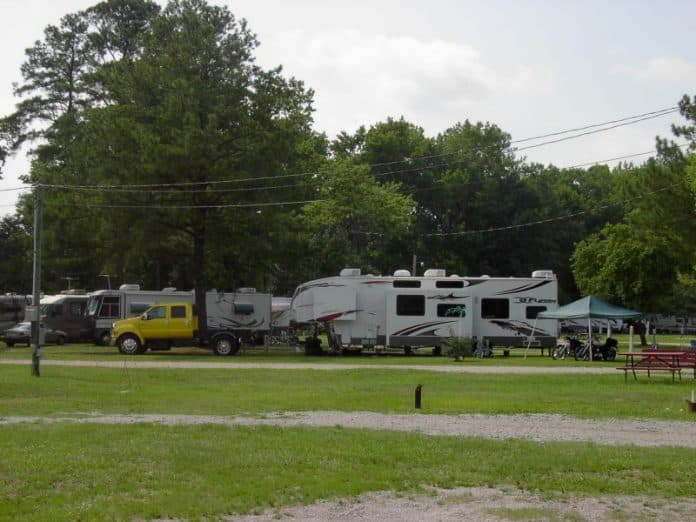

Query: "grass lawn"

xmin=0 ymin=364 xmax=695 ymax=419
xmin=2 ymin=423 xmax=694 ymax=521
xmin=1 ymin=347 xmax=695 ymax=520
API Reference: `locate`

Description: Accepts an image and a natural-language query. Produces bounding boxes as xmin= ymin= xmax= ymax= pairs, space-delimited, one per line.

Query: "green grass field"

xmin=1 ymin=343 xmax=695 ymax=520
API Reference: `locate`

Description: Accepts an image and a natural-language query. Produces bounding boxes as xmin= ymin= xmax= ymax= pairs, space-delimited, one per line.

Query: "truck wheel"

xmin=56 ymin=335 xmax=65 ymax=346
xmin=118 ymin=334 xmax=142 ymax=355
xmin=97 ymin=331 xmax=111 ymax=346
xmin=213 ymin=335 xmax=239 ymax=356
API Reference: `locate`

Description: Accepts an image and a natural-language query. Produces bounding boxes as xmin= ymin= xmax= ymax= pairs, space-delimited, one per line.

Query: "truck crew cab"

xmin=111 ymin=290 xmax=271 ymax=356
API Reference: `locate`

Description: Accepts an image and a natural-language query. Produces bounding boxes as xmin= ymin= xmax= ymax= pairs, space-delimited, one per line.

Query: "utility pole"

xmin=31 ymin=185 xmax=43 ymax=377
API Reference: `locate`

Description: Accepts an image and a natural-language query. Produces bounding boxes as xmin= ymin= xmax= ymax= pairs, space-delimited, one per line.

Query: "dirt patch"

xmin=3 ymin=410 xmax=696 ymax=448
xmin=230 ymin=485 xmax=696 ymax=521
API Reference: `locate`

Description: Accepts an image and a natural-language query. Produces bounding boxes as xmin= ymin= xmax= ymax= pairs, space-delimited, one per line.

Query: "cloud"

xmin=629 ymin=57 xmax=696 ymax=84
xmin=257 ymin=30 xmax=555 ymax=136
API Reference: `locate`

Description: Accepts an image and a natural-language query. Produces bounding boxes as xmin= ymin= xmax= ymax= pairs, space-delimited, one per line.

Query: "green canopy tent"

xmin=527 ymin=296 xmax=642 ymax=360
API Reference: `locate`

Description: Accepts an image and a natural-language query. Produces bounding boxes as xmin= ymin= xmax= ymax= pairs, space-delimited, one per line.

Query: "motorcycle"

xmin=574 ymin=337 xmax=618 ymax=361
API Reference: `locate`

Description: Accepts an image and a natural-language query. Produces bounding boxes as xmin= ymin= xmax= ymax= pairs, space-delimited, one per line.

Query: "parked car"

xmin=0 ymin=322 xmax=67 ymax=347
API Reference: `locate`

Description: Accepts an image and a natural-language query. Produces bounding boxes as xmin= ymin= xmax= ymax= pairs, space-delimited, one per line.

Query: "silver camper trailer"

xmin=86 ymin=284 xmax=194 ymax=345
xmin=291 ymin=268 xmax=559 ymax=354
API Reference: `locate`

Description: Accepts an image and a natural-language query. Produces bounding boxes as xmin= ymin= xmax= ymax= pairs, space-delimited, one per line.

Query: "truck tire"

xmin=213 ymin=335 xmax=239 ymax=356
xmin=56 ymin=335 xmax=65 ymax=346
xmin=97 ymin=331 xmax=111 ymax=346
xmin=118 ymin=334 xmax=142 ymax=355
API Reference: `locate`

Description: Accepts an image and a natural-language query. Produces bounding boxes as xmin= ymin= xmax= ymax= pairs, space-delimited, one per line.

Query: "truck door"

xmin=168 ymin=304 xmax=192 ymax=339
xmin=138 ymin=305 xmax=169 ymax=340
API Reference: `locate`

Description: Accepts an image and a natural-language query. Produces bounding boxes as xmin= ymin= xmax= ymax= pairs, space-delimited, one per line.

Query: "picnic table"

xmin=616 ymin=351 xmax=686 ymax=382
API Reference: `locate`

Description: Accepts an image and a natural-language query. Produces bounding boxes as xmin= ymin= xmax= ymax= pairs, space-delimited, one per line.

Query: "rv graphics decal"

xmin=427 ymin=293 xmax=469 ymax=301
xmin=494 ymin=280 xmax=552 ymax=295
xmin=316 ymin=310 xmax=361 ymax=322
xmin=392 ymin=320 xmax=458 ymax=337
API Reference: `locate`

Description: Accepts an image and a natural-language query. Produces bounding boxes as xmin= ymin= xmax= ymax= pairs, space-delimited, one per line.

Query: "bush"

xmin=444 ymin=336 xmax=475 ymax=359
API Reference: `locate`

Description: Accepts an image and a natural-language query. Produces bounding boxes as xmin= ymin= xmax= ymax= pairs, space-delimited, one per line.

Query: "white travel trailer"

xmin=291 ymin=268 xmax=559 ymax=354
xmin=85 ymin=284 xmax=194 ymax=345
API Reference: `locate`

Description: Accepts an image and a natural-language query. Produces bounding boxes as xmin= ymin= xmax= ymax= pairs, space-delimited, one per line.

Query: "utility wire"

xmin=350 ymin=183 xmax=679 ymax=238
xmin=9 ymin=105 xmax=679 ymax=193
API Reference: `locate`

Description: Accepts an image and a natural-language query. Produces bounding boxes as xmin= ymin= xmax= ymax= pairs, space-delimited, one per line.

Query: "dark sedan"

xmin=0 ymin=322 xmax=67 ymax=347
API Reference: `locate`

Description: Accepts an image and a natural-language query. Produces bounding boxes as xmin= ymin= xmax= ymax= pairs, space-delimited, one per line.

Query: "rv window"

xmin=393 ymin=280 xmax=421 ymax=288
xmin=69 ymin=302 xmax=85 ymax=316
xmin=526 ymin=306 xmax=547 ymax=319
xmin=171 ymin=305 xmax=186 ymax=318
xmin=435 ymin=281 xmax=464 ymax=288
xmin=396 ymin=295 xmax=425 ymax=316
xmin=130 ymin=302 xmax=151 ymax=314
xmin=438 ymin=304 xmax=467 ymax=317
xmin=100 ymin=296 xmax=120 ymax=318
xmin=481 ymin=298 xmax=509 ymax=319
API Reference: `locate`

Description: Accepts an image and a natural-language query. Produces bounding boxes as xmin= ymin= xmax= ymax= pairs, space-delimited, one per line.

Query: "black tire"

xmin=304 ymin=337 xmax=322 ymax=356
xmin=213 ymin=335 xmax=239 ymax=356
xmin=6 ymin=341 xmax=14 ymax=347
xmin=404 ymin=346 xmax=413 ymax=356
xmin=117 ymin=334 xmax=142 ymax=355
xmin=55 ymin=336 xmax=65 ymax=346
xmin=97 ymin=331 xmax=111 ymax=346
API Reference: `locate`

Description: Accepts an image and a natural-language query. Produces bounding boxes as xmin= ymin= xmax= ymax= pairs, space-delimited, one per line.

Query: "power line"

xmin=350 ymin=183 xmax=679 ymax=238
xmin=514 ymin=111 xmax=679 ymax=153
xmin=512 ymin=106 xmax=677 ymax=145
xmin=12 ymin=104 xmax=679 ymax=193
xmin=56 ymin=198 xmax=325 ymax=209
xmin=27 ymin=139 xmax=690 ymax=209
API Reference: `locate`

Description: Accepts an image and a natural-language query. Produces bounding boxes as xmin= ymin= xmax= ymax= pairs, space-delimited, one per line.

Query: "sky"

xmin=1 ymin=0 xmax=695 ymax=215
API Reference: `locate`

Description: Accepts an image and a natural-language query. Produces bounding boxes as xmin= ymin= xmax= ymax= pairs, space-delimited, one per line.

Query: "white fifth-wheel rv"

xmin=291 ymin=268 xmax=559 ymax=353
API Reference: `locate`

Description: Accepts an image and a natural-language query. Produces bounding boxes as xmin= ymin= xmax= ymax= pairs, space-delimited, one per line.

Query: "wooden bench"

xmin=617 ymin=351 xmax=684 ymax=382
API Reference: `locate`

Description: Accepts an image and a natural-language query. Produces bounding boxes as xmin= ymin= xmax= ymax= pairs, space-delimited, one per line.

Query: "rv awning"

xmin=537 ymin=295 xmax=641 ymax=320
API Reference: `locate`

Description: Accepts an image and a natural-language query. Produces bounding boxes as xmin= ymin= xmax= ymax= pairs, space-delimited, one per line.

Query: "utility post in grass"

xmin=30 ymin=185 xmax=43 ymax=377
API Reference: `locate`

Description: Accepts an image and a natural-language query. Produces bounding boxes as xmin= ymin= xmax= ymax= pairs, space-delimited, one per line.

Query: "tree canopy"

xmin=0 ymin=0 xmax=695 ymax=316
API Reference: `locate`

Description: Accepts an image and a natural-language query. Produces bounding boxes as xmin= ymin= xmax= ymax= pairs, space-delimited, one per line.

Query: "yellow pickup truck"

xmin=111 ymin=291 xmax=271 ymax=356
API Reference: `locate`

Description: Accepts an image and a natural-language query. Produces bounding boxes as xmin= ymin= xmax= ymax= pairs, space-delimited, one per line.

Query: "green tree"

xmin=294 ymin=160 xmax=414 ymax=278
xmin=0 ymin=215 xmax=32 ymax=293
xmin=75 ymin=0 xmax=317 ymax=322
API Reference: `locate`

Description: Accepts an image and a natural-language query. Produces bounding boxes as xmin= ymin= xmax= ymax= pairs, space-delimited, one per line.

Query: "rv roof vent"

xmin=340 ymin=268 xmax=361 ymax=276
xmin=480 ymin=275 xmax=490 ymax=278
xmin=423 ymin=269 xmax=446 ymax=277
xmin=237 ymin=287 xmax=257 ymax=293
xmin=119 ymin=284 xmax=141 ymax=291
xmin=393 ymin=269 xmax=411 ymax=277
xmin=450 ymin=274 xmax=459 ymax=278
xmin=532 ymin=270 xmax=555 ymax=279
xmin=161 ymin=287 xmax=177 ymax=292
xmin=61 ymin=289 xmax=86 ymax=295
